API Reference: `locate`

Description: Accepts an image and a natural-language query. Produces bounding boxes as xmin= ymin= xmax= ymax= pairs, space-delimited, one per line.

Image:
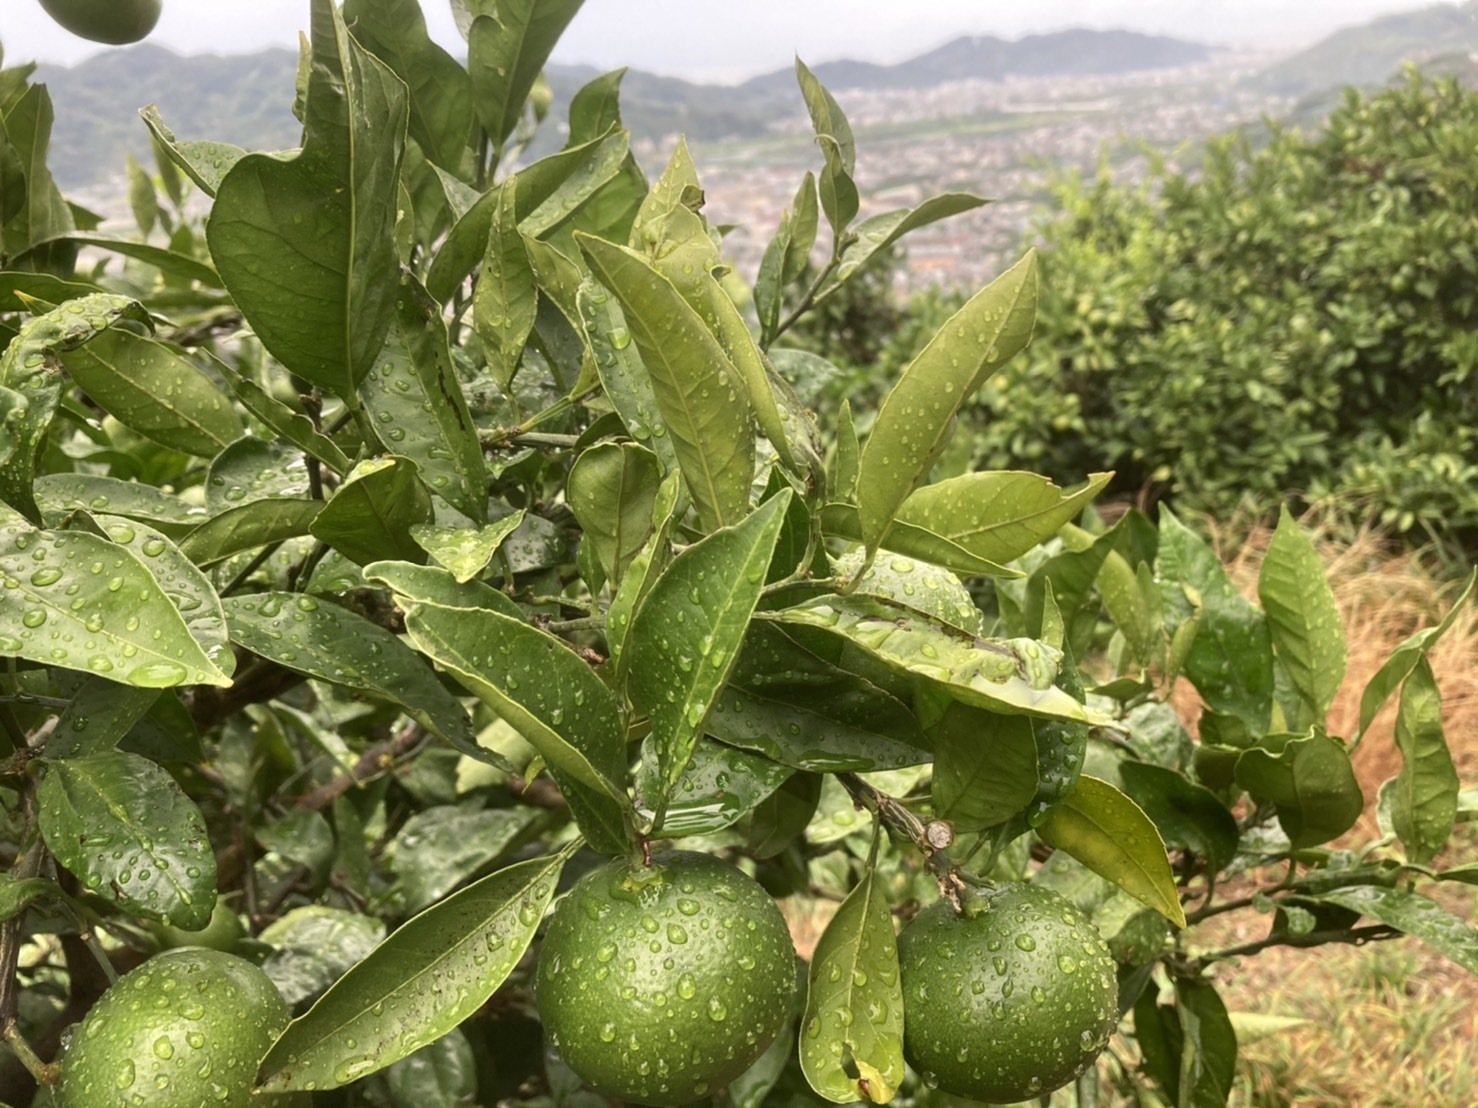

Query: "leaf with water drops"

xmin=567 ymin=442 xmax=661 ymax=588
xmin=0 ymin=875 xmax=76 ymax=924
xmin=257 ymin=848 xmax=572 ymax=1092
xmin=0 ymin=520 xmax=232 ymax=687
xmin=206 ymin=438 xmax=311 ymax=511
xmin=207 ymin=0 xmax=407 ymax=395
xmin=2 ymin=83 xmax=74 ymax=257
xmin=37 ymin=750 xmax=216 ymax=929
xmin=219 ymin=365 xmax=351 ymax=475
xmin=1389 ymin=657 xmax=1458 ymax=864
xmin=1118 ymin=762 xmax=1239 ymax=876
xmin=605 ymin=470 xmax=681 ymax=681
xmin=400 ymin=600 xmax=633 ymax=854
xmin=794 ymin=59 xmax=858 ymax=237
xmin=310 ymin=456 xmax=434 ymax=567
xmin=473 ymin=183 xmax=536 ymax=394
xmin=820 ymin=504 xmax=1015 ymax=579
xmin=0 ymin=293 xmax=150 ymax=522
xmin=577 ymin=234 xmax=754 ymax=531
xmin=627 ymin=490 xmax=791 ymax=820
xmin=21 ymin=233 xmax=221 ymax=287
xmin=47 ymin=678 xmax=159 ymax=761
xmin=409 ymin=511 xmax=524 ymax=584
xmin=1233 ymin=732 xmax=1363 ymax=850
xmin=819 ymin=193 xmax=989 ymax=301
xmin=1257 ymin=507 xmax=1346 ymax=720
xmin=221 ymin=592 xmax=482 ymax=759
xmin=385 ymin=1028 xmax=478 ymax=1108
xmin=799 ymin=835 xmax=905 ymax=1103
xmin=465 ymin=0 xmax=584 ymax=159
xmin=177 ymin=498 xmax=324 ymax=568
xmin=1035 ymin=775 xmax=1186 ymax=927
xmin=756 ymin=172 xmax=819 ymax=345
xmin=364 ymin=559 xmax=522 ymax=616
xmin=59 ymin=327 xmax=243 ymax=457
xmin=855 ymin=251 xmax=1037 ymax=554
xmin=930 ymin=704 xmax=1039 ymax=833
xmin=1173 ymin=979 xmax=1238 ymax=1108
xmin=635 ymin=737 xmax=793 ymax=838
xmin=579 ymin=276 xmax=679 ymax=473
xmin=139 ymin=105 xmax=248 ymax=197
xmin=35 ymin=474 xmax=210 ymax=538
xmin=765 ymin=595 xmax=1099 ymax=725
xmin=390 ymin=805 xmax=542 ymax=913
xmin=832 ymin=550 xmax=982 ymax=636
xmin=1298 ymin=884 xmax=1478 ymax=973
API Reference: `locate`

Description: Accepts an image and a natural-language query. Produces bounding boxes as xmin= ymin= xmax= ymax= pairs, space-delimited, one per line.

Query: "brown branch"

xmin=187 ymin=659 xmax=306 ymax=733
xmin=292 ymin=725 xmax=429 ymax=812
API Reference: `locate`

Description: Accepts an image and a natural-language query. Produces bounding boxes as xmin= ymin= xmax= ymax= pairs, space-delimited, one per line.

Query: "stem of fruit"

xmin=836 ymin=772 xmax=965 ymax=909
xmin=1 ymin=1020 xmax=56 ymax=1085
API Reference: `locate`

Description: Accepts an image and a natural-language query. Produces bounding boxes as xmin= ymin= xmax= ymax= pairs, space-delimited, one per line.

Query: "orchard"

xmin=1 ymin=1 xmax=1474 ymax=1106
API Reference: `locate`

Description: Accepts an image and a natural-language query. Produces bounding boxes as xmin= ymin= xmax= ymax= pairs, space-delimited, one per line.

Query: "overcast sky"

xmin=0 ymin=0 xmax=1454 ymax=80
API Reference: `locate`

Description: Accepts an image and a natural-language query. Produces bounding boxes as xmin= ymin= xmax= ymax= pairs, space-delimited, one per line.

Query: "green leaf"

xmin=364 ymin=559 xmax=521 ymax=615
xmin=220 ymin=369 xmax=351 ymax=475
xmin=1390 ymin=657 xmax=1458 ymax=864
xmin=606 ymin=471 xmax=681 ymax=679
xmin=1 ymin=84 xmax=74 ymax=256
xmin=24 ymin=234 xmax=221 ymax=287
xmin=206 ymin=438 xmax=310 ymax=510
xmin=139 ymin=106 xmax=247 ymax=197
xmin=1233 ymin=732 xmax=1363 ymax=849
xmin=1035 ymin=775 xmax=1186 ymax=927
xmin=0 ymin=520 xmax=231 ymax=687
xmin=896 ymin=471 xmax=1111 ymax=567
xmin=342 ymin=0 xmax=472 ymax=174
xmin=820 ymin=193 xmax=990 ymax=300
xmin=360 ymin=277 xmax=488 ymax=523
xmin=206 ymin=0 xmax=407 ymax=395
xmin=47 ymin=678 xmax=160 ymax=760
xmin=390 ymin=806 xmax=542 ymax=913
xmin=636 ymin=738 xmax=793 ymax=838
xmin=257 ymin=849 xmax=571 ymax=1092
xmin=567 ymin=442 xmax=660 ymax=588
xmin=856 ymin=251 xmax=1038 ymax=552
xmin=831 ymin=550 xmax=982 ymax=635
xmin=1118 ymin=762 xmax=1239 ymax=875
xmin=386 ymin=1029 xmax=477 ymax=1108
xmin=1357 ymin=567 xmax=1474 ymax=739
xmin=400 ymin=601 xmax=633 ymax=854
xmin=1174 ymin=979 xmax=1237 ymax=1108
xmin=799 ymin=837 xmax=905 ymax=1104
xmin=60 ymin=328 xmax=242 ymax=456
xmin=37 ymin=751 xmax=216 ymax=929
xmin=767 ymin=596 xmax=1101 ymax=725
xmin=579 ymin=277 xmax=678 ymax=472
xmin=1157 ymin=507 xmax=1274 ymax=734
xmin=177 ymin=499 xmax=324 ymax=567
xmin=626 ymin=491 xmax=791 ymax=818
xmin=0 ymin=875 xmax=73 ymax=924
xmin=820 ymin=503 xmax=1016 ymax=579
xmin=829 ymin=400 xmax=859 ymax=502
xmin=473 ymin=184 xmax=536 ymax=394
xmin=749 ymin=772 xmax=823 ymax=858
xmin=1257 ymin=507 xmax=1345 ymax=719
xmin=930 ymin=704 xmax=1038 ymax=832
xmin=0 ymin=293 xmax=149 ymax=523
xmin=310 ymin=456 xmax=434 ymax=566
xmin=578 ymin=234 xmax=753 ymax=530
xmin=466 ymin=0 xmax=584 ymax=157
xmin=221 ymin=592 xmax=480 ymax=756
xmin=1099 ymin=549 xmax=1158 ymax=665
xmin=1303 ymin=885 xmax=1478 ymax=973
xmin=36 ymin=474 xmax=208 ymax=537
xmin=409 ymin=512 xmax=525 ymax=584
xmin=794 ymin=59 xmax=858 ymax=236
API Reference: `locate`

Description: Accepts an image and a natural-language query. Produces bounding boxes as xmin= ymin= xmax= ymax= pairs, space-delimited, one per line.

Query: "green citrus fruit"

xmin=149 ymin=898 xmax=245 ymax=953
xmin=38 ymin=0 xmax=162 ymax=45
xmin=897 ymin=883 xmax=1118 ymax=1103
xmin=536 ymin=850 xmax=797 ymax=1106
xmin=59 ymin=947 xmax=289 ymax=1108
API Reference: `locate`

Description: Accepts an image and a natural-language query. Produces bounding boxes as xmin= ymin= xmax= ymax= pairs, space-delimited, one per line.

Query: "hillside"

xmin=1252 ymin=0 xmax=1478 ymax=95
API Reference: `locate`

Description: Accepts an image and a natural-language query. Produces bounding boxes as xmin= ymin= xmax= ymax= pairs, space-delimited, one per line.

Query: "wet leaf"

xmin=257 ymin=849 xmax=571 ymax=1091
xmin=579 ymin=276 xmax=678 ymax=472
xmin=855 ymin=251 xmax=1037 ymax=553
xmin=799 ymin=835 xmax=905 ymax=1103
xmin=391 ymin=806 xmax=542 ymax=913
xmin=1390 ymin=657 xmax=1458 ymax=864
xmin=1174 ymin=979 xmax=1238 ymax=1108
xmin=310 ymin=456 xmax=434 ymax=566
xmin=364 ymin=559 xmax=522 ymax=615
xmin=1036 ymin=775 xmax=1186 ymax=927
xmin=465 ymin=0 xmax=583 ymax=157
xmin=605 ymin=471 xmax=681 ymax=680
xmin=409 ymin=512 xmax=525 ymax=584
xmin=474 ymin=184 xmax=536 ymax=394
xmin=1234 ymin=732 xmax=1363 ymax=849
xmin=139 ymin=105 xmax=248 ymax=197
xmin=1299 ymin=885 xmax=1478 ymax=974
xmin=220 ymin=369 xmax=351 ymax=475
xmin=1118 ymin=762 xmax=1239 ymax=875
xmin=37 ymin=750 xmax=216 ymax=929
xmin=400 ymin=601 xmax=633 ymax=854
xmin=637 ymin=738 xmax=793 ymax=838
xmin=260 ymin=907 xmax=387 ymax=1008
xmin=47 ymin=678 xmax=160 ymax=761
xmin=820 ymin=192 xmax=989 ymax=299
xmin=820 ymin=503 xmax=1015 ymax=579
xmin=930 ymin=704 xmax=1038 ymax=832
xmin=750 ymin=773 xmax=823 ymax=858
xmin=566 ymin=441 xmax=660 ymax=588
xmin=177 ymin=498 xmax=324 ymax=568
xmin=1257 ymin=507 xmax=1346 ymax=719
xmin=1357 ymin=567 xmax=1474 ymax=739
xmin=205 ymin=438 xmax=310 ymax=510
xmin=386 ymin=1029 xmax=477 ymax=1108
xmin=794 ymin=59 xmax=858 ymax=236
xmin=832 ymin=550 xmax=982 ymax=635
xmin=207 ymin=0 xmax=407 ymax=395
xmin=626 ymin=491 xmax=791 ymax=818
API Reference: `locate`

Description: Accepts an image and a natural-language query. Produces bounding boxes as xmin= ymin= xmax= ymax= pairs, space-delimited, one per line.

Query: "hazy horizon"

xmin=0 ymin=0 xmax=1463 ymax=83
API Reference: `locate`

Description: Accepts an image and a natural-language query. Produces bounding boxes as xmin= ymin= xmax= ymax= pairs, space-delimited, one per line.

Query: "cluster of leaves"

xmin=0 ymin=3 xmax=1474 ymax=1107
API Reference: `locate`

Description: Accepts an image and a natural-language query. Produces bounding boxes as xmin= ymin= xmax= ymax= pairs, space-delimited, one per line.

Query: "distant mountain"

xmin=740 ymin=30 xmax=1213 ymax=95
xmin=1252 ymin=0 xmax=1478 ymax=96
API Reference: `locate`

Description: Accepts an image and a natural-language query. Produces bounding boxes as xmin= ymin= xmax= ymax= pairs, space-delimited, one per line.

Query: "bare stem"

xmin=836 ymin=772 xmax=964 ymax=909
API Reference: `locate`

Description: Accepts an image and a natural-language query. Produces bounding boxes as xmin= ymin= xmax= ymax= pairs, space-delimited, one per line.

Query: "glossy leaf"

xmin=1 ymin=85 xmax=73 ymax=255
xmin=139 ymin=106 xmax=248 ymax=197
xmin=578 ymin=234 xmax=753 ymax=531
xmin=821 ymin=193 xmax=990 ymax=298
xmin=401 ymin=601 xmax=633 ymax=854
xmin=1174 ymin=979 xmax=1238 ymax=1108
xmin=35 ymin=473 xmax=209 ymax=536
xmin=1234 ymin=732 xmax=1363 ymax=849
xmin=605 ymin=471 xmax=681 ymax=678
xmin=579 ymin=277 xmax=678 ymax=472
xmin=391 ymin=806 xmax=541 ymax=913
xmin=1390 ymin=656 xmax=1458 ymax=864
xmin=820 ymin=503 xmax=1015 ymax=578
xmin=47 ymin=678 xmax=159 ymax=761
xmin=206 ymin=438 xmax=310 ymax=509
xmin=1036 ymin=775 xmax=1186 ymax=927
xmin=1118 ymin=762 xmax=1239 ymax=875
xmin=626 ymin=491 xmax=791 ymax=817
xmin=258 ymin=849 xmax=571 ymax=1091
xmin=755 ymin=173 xmax=817 ymax=344
xmin=1357 ymin=568 xmax=1474 ymax=739
xmin=310 ymin=456 xmax=434 ymax=566
xmin=177 ymin=499 xmax=324 ymax=567
xmin=473 ymin=184 xmax=536 ymax=394
xmin=0 ymin=520 xmax=231 ymax=687
xmin=750 ymin=773 xmax=823 ymax=858
xmin=0 ymin=293 xmax=149 ymax=522
xmin=1257 ymin=507 xmax=1346 ymax=719
xmin=636 ymin=738 xmax=793 ymax=838
xmin=799 ymin=837 xmax=905 ymax=1104
xmin=386 ymin=1029 xmax=477 ymax=1108
xmin=360 ymin=278 xmax=488 ymax=523
xmin=409 ymin=512 xmax=525 ymax=584
xmin=567 ymin=442 xmax=660 ymax=588
xmin=794 ymin=59 xmax=858 ymax=235
xmin=37 ymin=751 xmax=216 ymax=929
xmin=856 ymin=251 xmax=1038 ymax=552
xmin=1157 ymin=507 xmax=1274 ymax=734
xmin=206 ymin=0 xmax=407 ymax=395
xmin=466 ymin=0 xmax=584 ymax=157
xmin=930 ymin=704 xmax=1038 ymax=832
xmin=831 ymin=550 xmax=982 ymax=635
xmin=24 ymin=233 xmax=221 ymax=287
xmin=221 ymin=370 xmax=351 ymax=475
xmin=221 ymin=592 xmax=481 ymax=756
xmin=1305 ymin=885 xmax=1478 ymax=973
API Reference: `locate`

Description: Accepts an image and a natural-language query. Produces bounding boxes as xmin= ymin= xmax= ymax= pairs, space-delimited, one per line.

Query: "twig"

xmin=221 ymin=542 xmax=283 ymax=596
xmin=1192 ymin=924 xmax=1402 ymax=966
xmin=292 ymin=724 xmax=429 ymax=812
xmin=836 ymin=772 xmax=964 ymax=909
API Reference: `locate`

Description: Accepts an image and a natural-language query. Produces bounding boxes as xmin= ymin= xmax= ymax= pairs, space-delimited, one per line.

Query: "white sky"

xmin=0 ymin=0 xmax=1455 ymax=80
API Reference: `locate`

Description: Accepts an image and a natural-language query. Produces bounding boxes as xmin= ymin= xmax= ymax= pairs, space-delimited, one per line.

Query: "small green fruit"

xmin=59 ymin=947 xmax=288 ymax=1108
xmin=149 ymin=898 xmax=245 ymax=953
xmin=898 ymin=883 xmax=1118 ymax=1103
xmin=38 ymin=0 xmax=162 ymax=45
xmin=537 ymin=851 xmax=797 ymax=1106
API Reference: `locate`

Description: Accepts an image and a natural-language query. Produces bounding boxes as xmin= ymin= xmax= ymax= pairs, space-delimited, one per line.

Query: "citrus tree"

xmin=1 ymin=2 xmax=1474 ymax=1106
